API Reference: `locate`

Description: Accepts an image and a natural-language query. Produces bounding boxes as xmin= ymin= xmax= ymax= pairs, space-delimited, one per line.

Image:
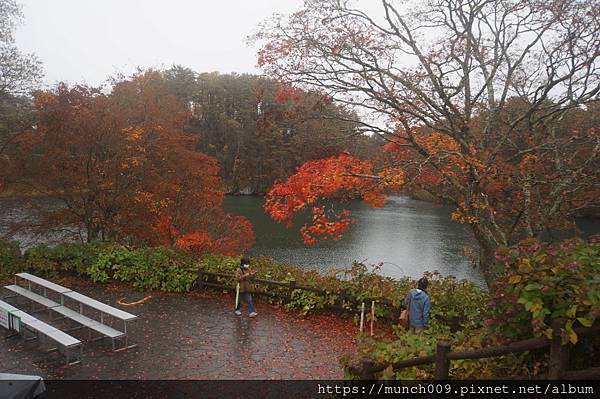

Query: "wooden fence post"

xmin=434 ymin=341 xmax=451 ymax=380
xmin=370 ymin=301 xmax=375 ymax=337
xmin=197 ymin=271 xmax=204 ymax=290
xmin=549 ymin=319 xmax=569 ymax=379
xmin=288 ymin=278 xmax=296 ymax=302
xmin=360 ymin=302 xmax=365 ymax=333
xmin=350 ymin=359 xmax=378 ymax=380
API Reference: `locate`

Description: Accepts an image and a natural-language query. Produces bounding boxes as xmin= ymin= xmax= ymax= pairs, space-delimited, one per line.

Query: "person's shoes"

xmin=234 ymin=310 xmax=242 ymax=316
xmin=249 ymin=312 xmax=258 ymax=318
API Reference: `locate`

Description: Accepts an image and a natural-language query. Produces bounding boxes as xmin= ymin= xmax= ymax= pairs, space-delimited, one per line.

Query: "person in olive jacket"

xmin=234 ymin=257 xmax=258 ymax=317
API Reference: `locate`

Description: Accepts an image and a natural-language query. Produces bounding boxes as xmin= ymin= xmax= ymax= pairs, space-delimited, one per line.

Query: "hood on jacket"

xmin=409 ymin=288 xmax=427 ymax=300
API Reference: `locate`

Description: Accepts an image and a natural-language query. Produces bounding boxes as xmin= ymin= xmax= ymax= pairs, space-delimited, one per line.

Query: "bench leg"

xmin=113 ymin=321 xmax=137 ymax=352
xmin=90 ymin=335 xmax=105 ymax=343
xmin=65 ymin=345 xmax=82 ymax=366
xmin=113 ymin=335 xmax=137 ymax=352
xmin=64 ymin=325 xmax=85 ymax=333
xmin=24 ymin=328 xmax=38 ymax=342
xmin=3 ymin=332 xmax=19 ymax=340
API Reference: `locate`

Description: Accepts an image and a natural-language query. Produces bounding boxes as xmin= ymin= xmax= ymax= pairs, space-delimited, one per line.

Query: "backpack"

xmin=399 ymin=292 xmax=411 ymax=329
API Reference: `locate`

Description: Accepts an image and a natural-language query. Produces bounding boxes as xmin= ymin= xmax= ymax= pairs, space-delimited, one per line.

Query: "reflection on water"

xmin=0 ymin=197 xmax=76 ymax=249
xmin=224 ymin=195 xmax=486 ymax=285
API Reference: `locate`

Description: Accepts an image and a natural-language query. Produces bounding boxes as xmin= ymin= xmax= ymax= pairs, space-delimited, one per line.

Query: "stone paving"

xmin=0 ymin=280 xmax=358 ymax=379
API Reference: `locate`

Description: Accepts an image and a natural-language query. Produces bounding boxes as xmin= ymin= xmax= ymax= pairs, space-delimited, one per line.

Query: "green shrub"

xmin=15 ymin=242 xmax=197 ymax=293
xmin=490 ymin=237 xmax=600 ymax=344
xmin=52 ymin=242 xmax=103 ymax=275
xmin=0 ymin=239 xmax=24 ymax=280
xmin=87 ymin=245 xmax=197 ymax=292
xmin=24 ymin=242 xmax=105 ymax=277
xmin=287 ymin=289 xmax=332 ymax=315
xmin=87 ymin=245 xmax=135 ymax=283
xmin=24 ymin=244 xmax=60 ymax=277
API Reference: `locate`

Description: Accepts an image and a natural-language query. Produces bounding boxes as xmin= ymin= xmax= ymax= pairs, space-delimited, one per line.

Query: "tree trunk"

xmin=471 ymin=226 xmax=501 ymax=288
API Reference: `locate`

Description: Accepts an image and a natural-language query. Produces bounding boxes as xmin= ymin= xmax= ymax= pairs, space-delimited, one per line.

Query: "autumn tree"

xmin=9 ymin=70 xmax=254 ymax=256
xmin=0 ymin=0 xmax=42 ymax=96
xmin=255 ymin=0 xmax=600 ymax=284
xmin=0 ymin=0 xmax=42 ymax=192
xmin=162 ymin=67 xmax=379 ymax=194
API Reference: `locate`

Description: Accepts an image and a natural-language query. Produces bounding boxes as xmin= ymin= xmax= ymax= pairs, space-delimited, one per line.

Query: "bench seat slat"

xmin=63 ymin=291 xmax=137 ymax=321
xmin=0 ymin=299 xmax=20 ymax=313
xmin=52 ymin=306 xmax=97 ymax=327
xmin=53 ymin=306 xmax=125 ymax=339
xmin=9 ymin=309 xmax=37 ymax=325
xmin=10 ymin=310 xmax=81 ymax=347
xmin=15 ymin=273 xmax=72 ymax=294
xmin=4 ymin=285 xmax=61 ymax=309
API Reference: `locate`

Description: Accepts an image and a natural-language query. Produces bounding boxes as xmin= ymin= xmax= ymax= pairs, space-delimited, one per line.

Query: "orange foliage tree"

xmin=9 ymin=70 xmax=254 ymax=256
xmin=264 ymin=151 xmax=401 ymax=244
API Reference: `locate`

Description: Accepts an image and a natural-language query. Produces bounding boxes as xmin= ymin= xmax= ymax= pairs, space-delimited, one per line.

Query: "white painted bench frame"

xmin=9 ymin=273 xmax=138 ymax=351
xmin=0 ymin=300 xmax=82 ymax=365
xmin=62 ymin=291 xmax=137 ymax=352
xmin=4 ymin=285 xmax=128 ymax=351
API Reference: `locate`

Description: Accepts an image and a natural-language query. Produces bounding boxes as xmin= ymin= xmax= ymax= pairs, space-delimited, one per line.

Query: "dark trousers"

xmin=236 ymin=292 xmax=255 ymax=314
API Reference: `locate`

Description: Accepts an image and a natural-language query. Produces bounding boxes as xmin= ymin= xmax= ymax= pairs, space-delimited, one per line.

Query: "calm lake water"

xmin=224 ymin=195 xmax=486 ymax=285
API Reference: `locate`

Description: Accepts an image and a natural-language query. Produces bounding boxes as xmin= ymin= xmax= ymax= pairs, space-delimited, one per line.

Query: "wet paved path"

xmin=0 ymin=279 xmax=357 ymax=379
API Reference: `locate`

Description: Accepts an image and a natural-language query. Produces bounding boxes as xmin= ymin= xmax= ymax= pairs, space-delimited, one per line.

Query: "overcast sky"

xmin=14 ymin=0 xmax=304 ymax=87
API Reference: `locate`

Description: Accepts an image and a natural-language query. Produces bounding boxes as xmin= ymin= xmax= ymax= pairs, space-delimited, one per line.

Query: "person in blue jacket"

xmin=403 ymin=277 xmax=431 ymax=335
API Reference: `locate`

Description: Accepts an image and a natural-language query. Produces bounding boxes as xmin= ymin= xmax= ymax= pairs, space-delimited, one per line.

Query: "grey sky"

xmin=14 ymin=0 xmax=303 ymax=87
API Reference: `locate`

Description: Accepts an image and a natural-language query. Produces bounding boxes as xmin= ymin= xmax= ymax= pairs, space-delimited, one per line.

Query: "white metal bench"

xmin=0 ymin=300 xmax=82 ymax=365
xmin=4 ymin=285 xmax=127 ymax=351
xmin=9 ymin=273 xmax=137 ymax=351
xmin=4 ymin=285 xmax=62 ymax=310
xmin=52 ymin=306 xmax=125 ymax=350
xmin=15 ymin=273 xmax=72 ymax=301
xmin=62 ymin=291 xmax=137 ymax=351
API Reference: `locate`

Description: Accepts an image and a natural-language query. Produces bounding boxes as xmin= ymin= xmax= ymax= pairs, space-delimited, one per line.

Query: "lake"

xmin=224 ymin=195 xmax=486 ymax=285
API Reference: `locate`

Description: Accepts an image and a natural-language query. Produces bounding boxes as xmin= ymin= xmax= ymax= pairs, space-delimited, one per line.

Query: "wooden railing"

xmin=349 ymin=321 xmax=600 ymax=380
xmin=189 ymin=269 xmax=397 ymax=317
xmin=191 ymin=270 xmax=468 ymax=331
